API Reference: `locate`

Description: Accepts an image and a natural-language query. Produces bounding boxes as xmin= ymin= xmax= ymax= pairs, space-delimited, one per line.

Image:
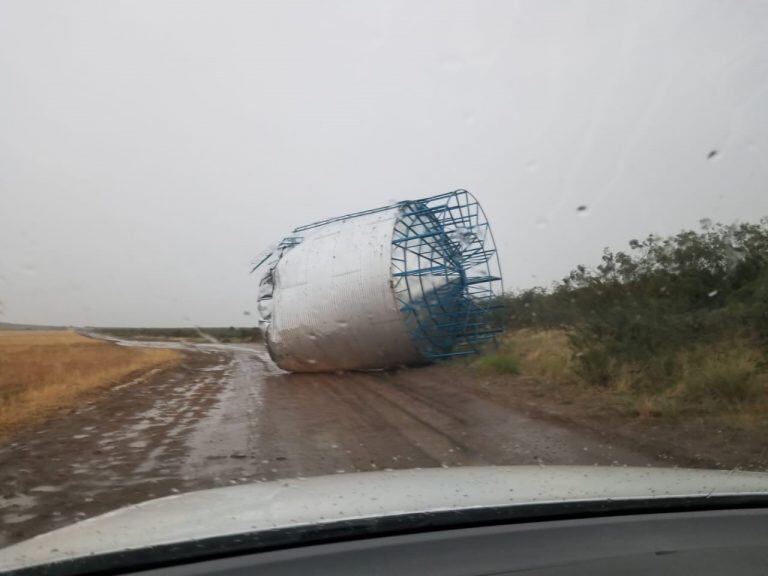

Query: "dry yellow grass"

xmin=499 ymin=328 xmax=580 ymax=384
xmin=488 ymin=328 xmax=768 ymax=421
xmin=0 ymin=330 xmax=180 ymax=436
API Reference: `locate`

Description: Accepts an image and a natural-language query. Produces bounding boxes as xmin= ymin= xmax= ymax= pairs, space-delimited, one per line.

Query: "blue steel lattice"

xmin=390 ymin=190 xmax=504 ymax=360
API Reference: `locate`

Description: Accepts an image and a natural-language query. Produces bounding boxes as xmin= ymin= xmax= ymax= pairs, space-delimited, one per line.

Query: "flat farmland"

xmin=0 ymin=331 xmax=180 ymax=437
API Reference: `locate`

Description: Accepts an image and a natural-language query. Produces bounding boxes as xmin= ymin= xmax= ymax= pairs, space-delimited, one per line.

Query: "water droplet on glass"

xmin=707 ymin=149 xmax=719 ymax=160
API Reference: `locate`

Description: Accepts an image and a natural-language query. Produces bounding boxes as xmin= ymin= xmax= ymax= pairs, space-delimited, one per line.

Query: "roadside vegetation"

xmin=479 ymin=218 xmax=768 ymax=421
xmin=91 ymin=326 xmax=262 ymax=343
xmin=0 ymin=331 xmax=180 ymax=436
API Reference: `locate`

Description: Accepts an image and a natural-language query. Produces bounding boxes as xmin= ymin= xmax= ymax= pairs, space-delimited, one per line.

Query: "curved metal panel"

xmin=267 ymin=209 xmax=423 ymax=371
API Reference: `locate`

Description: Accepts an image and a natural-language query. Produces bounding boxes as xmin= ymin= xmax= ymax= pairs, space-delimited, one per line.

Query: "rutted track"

xmin=0 ymin=340 xmax=657 ymax=547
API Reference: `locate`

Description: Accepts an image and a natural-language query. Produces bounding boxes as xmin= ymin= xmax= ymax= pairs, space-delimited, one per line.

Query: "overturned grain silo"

xmin=252 ymin=190 xmax=503 ymax=372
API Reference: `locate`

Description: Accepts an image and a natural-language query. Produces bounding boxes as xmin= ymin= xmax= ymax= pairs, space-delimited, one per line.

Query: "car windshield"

xmin=1 ymin=0 xmax=767 ymax=567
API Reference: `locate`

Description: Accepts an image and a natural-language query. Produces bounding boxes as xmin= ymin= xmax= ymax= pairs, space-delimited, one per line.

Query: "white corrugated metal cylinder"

xmin=263 ymin=208 xmax=422 ymax=371
xmin=255 ymin=191 xmax=502 ymax=372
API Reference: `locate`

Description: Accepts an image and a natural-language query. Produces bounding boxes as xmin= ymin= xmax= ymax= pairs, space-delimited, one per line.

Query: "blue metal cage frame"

xmin=390 ymin=190 xmax=504 ymax=360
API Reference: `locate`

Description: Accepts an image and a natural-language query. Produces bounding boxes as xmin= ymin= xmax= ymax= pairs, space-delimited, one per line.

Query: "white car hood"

xmin=2 ymin=466 xmax=767 ymax=572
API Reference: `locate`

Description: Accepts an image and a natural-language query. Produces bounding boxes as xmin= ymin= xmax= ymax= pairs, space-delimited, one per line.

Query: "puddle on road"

xmin=181 ymin=348 xmax=276 ymax=484
xmin=29 ymin=486 xmax=61 ymax=493
xmin=3 ymin=513 xmax=37 ymax=525
xmin=0 ymin=340 xmax=278 ymax=548
xmin=0 ymin=494 xmax=38 ymax=511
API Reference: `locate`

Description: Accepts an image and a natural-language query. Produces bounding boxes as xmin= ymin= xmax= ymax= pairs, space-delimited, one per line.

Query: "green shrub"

xmin=500 ymin=218 xmax=768 ymax=388
xmin=571 ymin=346 xmax=613 ymax=387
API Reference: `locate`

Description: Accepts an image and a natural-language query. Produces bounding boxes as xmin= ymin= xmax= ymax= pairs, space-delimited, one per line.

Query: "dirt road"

xmin=0 ymin=340 xmax=658 ymax=547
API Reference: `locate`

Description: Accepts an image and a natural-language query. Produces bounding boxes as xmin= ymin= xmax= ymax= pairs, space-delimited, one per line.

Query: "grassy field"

xmin=475 ymin=328 xmax=768 ymax=423
xmin=90 ymin=326 xmax=262 ymax=343
xmin=0 ymin=331 xmax=180 ymax=436
xmin=476 ymin=329 xmax=575 ymax=382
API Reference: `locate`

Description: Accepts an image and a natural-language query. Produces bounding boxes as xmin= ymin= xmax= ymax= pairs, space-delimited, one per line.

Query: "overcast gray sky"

xmin=1 ymin=0 xmax=767 ymax=327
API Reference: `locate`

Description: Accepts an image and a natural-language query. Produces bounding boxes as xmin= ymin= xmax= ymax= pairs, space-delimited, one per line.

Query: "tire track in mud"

xmin=251 ymin=362 xmax=659 ymax=482
xmin=321 ymin=376 xmax=460 ymax=466
xmin=384 ymin=367 xmax=651 ymax=467
xmin=349 ymin=378 xmax=486 ymax=465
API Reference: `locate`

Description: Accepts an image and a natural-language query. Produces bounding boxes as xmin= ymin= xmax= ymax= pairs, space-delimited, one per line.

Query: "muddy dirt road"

xmin=0 ymin=340 xmax=659 ymax=547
